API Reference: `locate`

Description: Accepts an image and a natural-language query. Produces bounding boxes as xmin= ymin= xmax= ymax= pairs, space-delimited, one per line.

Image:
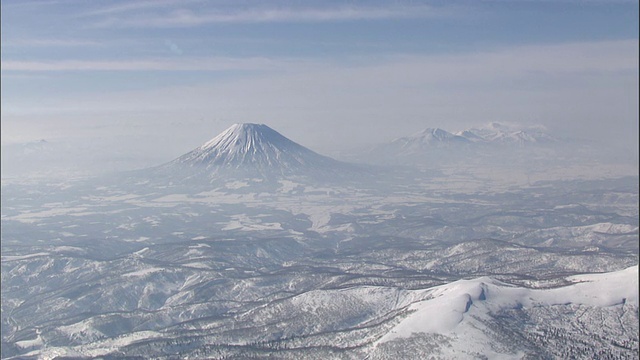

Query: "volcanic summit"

xmin=163 ymin=123 xmax=357 ymax=180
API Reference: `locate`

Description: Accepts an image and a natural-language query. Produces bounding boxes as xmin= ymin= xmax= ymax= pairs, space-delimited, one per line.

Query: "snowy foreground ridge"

xmin=378 ymin=265 xmax=638 ymax=343
xmin=16 ymin=266 xmax=638 ymax=359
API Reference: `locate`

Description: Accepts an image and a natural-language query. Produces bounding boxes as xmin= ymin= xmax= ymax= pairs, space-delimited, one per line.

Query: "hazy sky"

xmin=1 ymin=0 xmax=638 ymax=162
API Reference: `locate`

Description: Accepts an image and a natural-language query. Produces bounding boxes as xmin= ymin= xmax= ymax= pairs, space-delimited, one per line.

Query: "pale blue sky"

xmin=1 ymin=0 xmax=638 ymax=160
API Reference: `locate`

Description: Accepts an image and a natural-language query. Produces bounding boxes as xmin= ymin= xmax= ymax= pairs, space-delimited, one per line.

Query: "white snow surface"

xmin=381 ymin=123 xmax=557 ymax=151
xmin=168 ymin=123 xmax=342 ymax=174
xmin=378 ymin=265 xmax=638 ymax=343
xmin=388 ymin=128 xmax=469 ymax=153
xmin=455 ymin=122 xmax=558 ymax=144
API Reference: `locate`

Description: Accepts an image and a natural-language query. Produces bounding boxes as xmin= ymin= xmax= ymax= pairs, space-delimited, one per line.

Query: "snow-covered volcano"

xmin=346 ymin=123 xmax=564 ymax=166
xmin=163 ymin=123 xmax=357 ymax=180
xmin=394 ymin=128 xmax=470 ymax=150
xmin=457 ymin=122 xmax=558 ymax=144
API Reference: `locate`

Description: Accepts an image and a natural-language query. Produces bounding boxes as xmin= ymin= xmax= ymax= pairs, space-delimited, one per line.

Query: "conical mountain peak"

xmin=415 ymin=128 xmax=460 ymax=141
xmin=184 ymin=123 xmax=318 ymax=168
xmin=199 ymin=123 xmax=291 ymax=153
xmin=164 ymin=123 xmax=359 ymax=180
xmin=396 ymin=127 xmax=469 ymax=146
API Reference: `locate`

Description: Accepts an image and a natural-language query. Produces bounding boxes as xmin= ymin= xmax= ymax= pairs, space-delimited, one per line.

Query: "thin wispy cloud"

xmin=0 ymin=56 xmax=312 ymax=72
xmin=0 ymin=0 xmax=79 ymax=9
xmin=1 ymin=38 xmax=101 ymax=48
xmin=3 ymin=40 xmax=635 ymax=74
xmin=91 ymin=4 xmax=445 ymax=28
xmin=80 ymin=0 xmax=200 ymax=16
xmin=429 ymin=39 xmax=639 ymax=76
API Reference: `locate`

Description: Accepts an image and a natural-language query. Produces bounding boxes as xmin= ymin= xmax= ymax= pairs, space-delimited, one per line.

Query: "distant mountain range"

xmin=386 ymin=128 xmax=471 ymax=153
xmin=117 ymin=121 xmax=634 ymax=182
xmin=348 ymin=122 xmax=567 ymax=166
xmin=455 ymin=122 xmax=559 ymax=144
xmin=387 ymin=122 xmax=558 ymax=149
xmin=3 ymin=122 xmax=634 ymax=182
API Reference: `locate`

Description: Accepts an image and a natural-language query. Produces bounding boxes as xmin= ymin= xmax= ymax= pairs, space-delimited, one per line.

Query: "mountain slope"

xmin=457 ymin=122 xmax=558 ymax=145
xmin=371 ymin=265 xmax=638 ymax=359
xmin=389 ymin=128 xmax=470 ymax=151
xmin=378 ymin=265 xmax=637 ymax=342
xmin=155 ymin=123 xmax=362 ymax=182
xmin=14 ymin=266 xmax=637 ymax=359
xmin=347 ymin=123 xmax=563 ymax=166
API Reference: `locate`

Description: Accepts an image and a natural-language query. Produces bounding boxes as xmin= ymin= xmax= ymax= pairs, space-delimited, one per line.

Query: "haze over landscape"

xmin=1 ymin=0 xmax=639 ymax=177
xmin=1 ymin=1 xmax=639 ymax=359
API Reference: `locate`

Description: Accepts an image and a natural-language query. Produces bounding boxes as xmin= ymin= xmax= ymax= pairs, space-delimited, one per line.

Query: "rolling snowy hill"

xmin=7 ymin=263 xmax=636 ymax=359
xmin=372 ymin=265 xmax=638 ymax=359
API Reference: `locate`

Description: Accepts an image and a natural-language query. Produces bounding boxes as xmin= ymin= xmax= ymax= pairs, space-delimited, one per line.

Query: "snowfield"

xmin=378 ymin=265 xmax=638 ymax=343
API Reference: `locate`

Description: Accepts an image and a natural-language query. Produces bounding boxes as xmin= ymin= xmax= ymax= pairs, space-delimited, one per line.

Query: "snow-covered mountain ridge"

xmin=396 ymin=122 xmax=558 ymax=147
xmin=457 ymin=122 xmax=558 ymax=144
xmin=10 ymin=265 xmax=637 ymax=359
xmin=343 ymin=122 xmax=622 ymax=169
xmin=379 ymin=265 xmax=638 ymax=344
xmin=365 ymin=265 xmax=639 ymax=359
xmin=386 ymin=128 xmax=471 ymax=153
